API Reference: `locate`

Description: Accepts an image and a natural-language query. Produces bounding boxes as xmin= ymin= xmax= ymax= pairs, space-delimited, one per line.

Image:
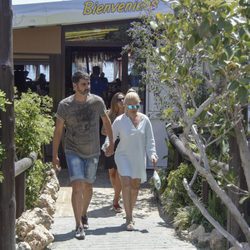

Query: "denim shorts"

xmin=65 ymin=151 xmax=99 ymax=183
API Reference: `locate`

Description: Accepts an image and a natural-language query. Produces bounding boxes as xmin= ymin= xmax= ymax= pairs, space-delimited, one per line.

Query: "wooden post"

xmin=0 ymin=1 xmax=16 ymax=249
xmin=121 ymin=52 xmax=129 ymax=93
xmin=227 ymin=136 xmax=243 ymax=246
xmin=15 ymin=173 xmax=26 ymax=218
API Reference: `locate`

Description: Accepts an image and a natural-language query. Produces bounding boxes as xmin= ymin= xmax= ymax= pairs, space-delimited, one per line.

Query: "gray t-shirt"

xmin=56 ymin=94 xmax=106 ymax=158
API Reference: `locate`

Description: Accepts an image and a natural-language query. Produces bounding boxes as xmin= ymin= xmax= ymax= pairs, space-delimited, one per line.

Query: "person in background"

xmin=52 ymin=71 xmax=114 ymax=240
xmin=99 ymin=72 xmax=109 ymax=105
xmin=36 ymin=73 xmax=49 ymax=95
xmin=103 ymin=90 xmax=158 ymax=231
xmin=102 ymin=92 xmax=125 ymax=213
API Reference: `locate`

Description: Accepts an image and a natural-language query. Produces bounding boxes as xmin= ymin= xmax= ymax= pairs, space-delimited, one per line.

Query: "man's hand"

xmin=52 ymin=156 xmax=61 ymax=172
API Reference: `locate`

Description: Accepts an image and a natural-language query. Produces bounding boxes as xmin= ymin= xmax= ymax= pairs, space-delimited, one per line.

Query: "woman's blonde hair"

xmin=124 ymin=91 xmax=141 ymax=105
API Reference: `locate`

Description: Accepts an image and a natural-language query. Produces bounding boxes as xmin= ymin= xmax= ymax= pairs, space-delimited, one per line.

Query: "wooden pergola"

xmin=13 ymin=19 xmax=136 ymax=110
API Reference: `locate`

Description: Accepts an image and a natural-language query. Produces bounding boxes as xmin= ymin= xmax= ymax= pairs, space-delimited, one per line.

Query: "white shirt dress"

xmin=111 ymin=113 xmax=158 ymax=183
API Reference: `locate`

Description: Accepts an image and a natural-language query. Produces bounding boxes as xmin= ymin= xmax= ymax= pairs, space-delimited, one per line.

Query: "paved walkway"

xmin=48 ymin=168 xmax=197 ymax=250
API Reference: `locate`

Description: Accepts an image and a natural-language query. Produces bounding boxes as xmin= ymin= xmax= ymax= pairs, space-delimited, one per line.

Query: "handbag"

xmin=153 ymin=170 xmax=161 ymax=190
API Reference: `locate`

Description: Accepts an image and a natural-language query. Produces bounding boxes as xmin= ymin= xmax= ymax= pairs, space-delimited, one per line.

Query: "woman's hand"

xmin=151 ymin=155 xmax=159 ymax=171
xmin=105 ymin=142 xmax=114 ymax=157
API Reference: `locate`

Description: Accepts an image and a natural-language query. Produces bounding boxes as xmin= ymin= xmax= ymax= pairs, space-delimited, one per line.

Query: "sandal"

xmin=126 ymin=221 xmax=135 ymax=231
xmin=113 ymin=203 xmax=122 ymax=213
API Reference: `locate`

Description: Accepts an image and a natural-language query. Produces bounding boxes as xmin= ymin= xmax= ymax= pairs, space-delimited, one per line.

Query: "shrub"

xmin=25 ymin=160 xmax=51 ymax=209
xmin=162 ymin=163 xmax=202 ymax=217
xmin=14 ymin=91 xmax=54 ymax=159
xmin=0 ymin=90 xmax=10 ymax=183
xmin=14 ymin=91 xmax=54 ymax=208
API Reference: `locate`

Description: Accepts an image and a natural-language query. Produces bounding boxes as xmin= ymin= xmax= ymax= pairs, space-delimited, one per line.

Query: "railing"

xmin=166 ymin=124 xmax=250 ymax=242
xmin=166 ymin=124 xmax=229 ymax=203
xmin=15 ymin=152 xmax=37 ymax=218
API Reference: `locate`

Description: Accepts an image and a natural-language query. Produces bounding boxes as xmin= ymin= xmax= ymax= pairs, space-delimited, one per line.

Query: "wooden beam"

xmin=63 ymin=19 xmax=138 ymax=32
xmin=0 ymin=1 xmax=16 ymax=249
xmin=66 ymin=40 xmax=125 ymax=47
xmin=121 ymin=52 xmax=129 ymax=92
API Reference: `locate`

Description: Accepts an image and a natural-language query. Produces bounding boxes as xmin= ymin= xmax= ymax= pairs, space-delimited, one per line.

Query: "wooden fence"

xmin=15 ymin=152 xmax=37 ymax=218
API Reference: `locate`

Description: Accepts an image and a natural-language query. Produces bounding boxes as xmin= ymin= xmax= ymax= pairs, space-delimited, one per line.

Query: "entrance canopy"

xmin=13 ymin=0 xmax=171 ymax=29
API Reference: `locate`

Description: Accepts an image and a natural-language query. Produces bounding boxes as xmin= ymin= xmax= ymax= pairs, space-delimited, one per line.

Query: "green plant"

xmin=0 ymin=90 xmax=10 ymax=183
xmin=173 ymin=206 xmax=193 ymax=230
xmin=14 ymin=91 xmax=54 ymax=208
xmin=126 ymin=0 xmax=250 ymax=244
xmin=162 ymin=163 xmax=202 ymax=216
xmin=206 ymin=191 xmax=227 ymax=231
xmin=25 ymin=160 xmax=51 ymax=209
xmin=14 ymin=91 xmax=54 ymax=159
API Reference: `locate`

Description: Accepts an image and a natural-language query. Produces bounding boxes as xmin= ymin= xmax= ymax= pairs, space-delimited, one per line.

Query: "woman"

xmin=104 ymin=90 xmax=158 ymax=231
xmin=102 ymin=92 xmax=125 ymax=213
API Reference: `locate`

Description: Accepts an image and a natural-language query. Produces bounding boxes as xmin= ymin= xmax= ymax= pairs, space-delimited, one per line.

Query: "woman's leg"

xmin=108 ymin=168 xmax=116 ymax=187
xmin=119 ymin=176 xmax=132 ymax=222
xmin=130 ymin=179 xmax=141 ymax=213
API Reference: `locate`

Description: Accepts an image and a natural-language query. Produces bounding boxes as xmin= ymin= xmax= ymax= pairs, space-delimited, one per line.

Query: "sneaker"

xmin=81 ymin=215 xmax=89 ymax=229
xmin=75 ymin=226 xmax=85 ymax=240
xmin=113 ymin=203 xmax=122 ymax=213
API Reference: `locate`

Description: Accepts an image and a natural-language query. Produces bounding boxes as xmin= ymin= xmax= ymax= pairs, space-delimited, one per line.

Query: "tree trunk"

xmin=0 ymin=1 xmax=15 ymax=250
xmin=234 ymin=119 xmax=250 ymax=193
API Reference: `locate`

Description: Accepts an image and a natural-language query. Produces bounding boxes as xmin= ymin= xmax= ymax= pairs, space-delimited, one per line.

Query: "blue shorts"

xmin=65 ymin=151 xmax=99 ymax=183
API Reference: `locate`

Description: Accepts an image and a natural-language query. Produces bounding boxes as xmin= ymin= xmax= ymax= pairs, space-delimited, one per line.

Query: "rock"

xmin=16 ymin=219 xmax=35 ymax=241
xmin=189 ymin=225 xmax=205 ymax=242
xmin=16 ymin=207 xmax=53 ymax=233
xmin=187 ymin=223 xmax=198 ymax=232
xmin=16 ymin=167 xmax=60 ymax=250
xmin=209 ymin=229 xmax=226 ymax=250
xmin=24 ymin=224 xmax=54 ymax=250
xmin=16 ymin=241 xmax=31 ymax=250
xmin=42 ymin=179 xmax=59 ymax=201
xmin=229 ymin=243 xmax=250 ymax=250
xmin=197 ymin=232 xmax=210 ymax=248
xmin=37 ymin=194 xmax=56 ymax=216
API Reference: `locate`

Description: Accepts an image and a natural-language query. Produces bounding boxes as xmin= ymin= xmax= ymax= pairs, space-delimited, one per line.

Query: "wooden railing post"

xmin=15 ymin=152 xmax=37 ymax=218
xmin=0 ymin=1 xmax=15 ymax=249
xmin=15 ymin=172 xmax=26 ymax=218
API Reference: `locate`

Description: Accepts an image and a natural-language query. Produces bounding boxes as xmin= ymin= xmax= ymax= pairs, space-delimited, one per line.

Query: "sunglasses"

xmin=127 ymin=104 xmax=140 ymax=110
xmin=117 ymin=97 xmax=124 ymax=102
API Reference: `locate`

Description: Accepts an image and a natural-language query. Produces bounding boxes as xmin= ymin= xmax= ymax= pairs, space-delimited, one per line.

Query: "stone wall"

xmin=16 ymin=169 xmax=60 ymax=250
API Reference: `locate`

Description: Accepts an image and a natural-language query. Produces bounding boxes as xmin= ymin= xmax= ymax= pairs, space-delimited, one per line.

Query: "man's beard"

xmin=78 ymin=89 xmax=89 ymax=96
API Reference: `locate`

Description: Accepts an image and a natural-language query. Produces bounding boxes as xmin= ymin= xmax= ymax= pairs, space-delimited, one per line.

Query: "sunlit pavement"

xmin=48 ymin=168 xmax=197 ymax=250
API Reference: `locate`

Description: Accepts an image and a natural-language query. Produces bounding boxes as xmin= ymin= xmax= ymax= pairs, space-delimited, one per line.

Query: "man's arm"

xmin=101 ymin=113 xmax=114 ymax=156
xmin=52 ymin=117 xmax=65 ymax=171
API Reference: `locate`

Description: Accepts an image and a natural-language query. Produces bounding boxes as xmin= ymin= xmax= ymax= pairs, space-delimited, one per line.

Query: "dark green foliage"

xmin=25 ymin=160 xmax=51 ymax=209
xmin=14 ymin=91 xmax=54 ymax=159
xmin=162 ymin=163 xmax=202 ymax=216
xmin=14 ymin=91 xmax=54 ymax=208
xmin=0 ymin=90 xmax=10 ymax=183
xmin=206 ymin=191 xmax=227 ymax=231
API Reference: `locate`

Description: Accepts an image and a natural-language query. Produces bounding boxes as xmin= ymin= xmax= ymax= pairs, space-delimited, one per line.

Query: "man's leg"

xmin=81 ymin=156 xmax=98 ymax=228
xmin=81 ymin=182 xmax=93 ymax=217
xmin=71 ymin=180 xmax=85 ymax=228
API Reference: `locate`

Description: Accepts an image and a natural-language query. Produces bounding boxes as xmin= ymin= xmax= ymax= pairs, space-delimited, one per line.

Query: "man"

xmin=52 ymin=71 xmax=114 ymax=240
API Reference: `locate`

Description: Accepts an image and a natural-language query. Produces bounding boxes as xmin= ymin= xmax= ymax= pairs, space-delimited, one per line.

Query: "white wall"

xmin=145 ymin=86 xmax=168 ymax=169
